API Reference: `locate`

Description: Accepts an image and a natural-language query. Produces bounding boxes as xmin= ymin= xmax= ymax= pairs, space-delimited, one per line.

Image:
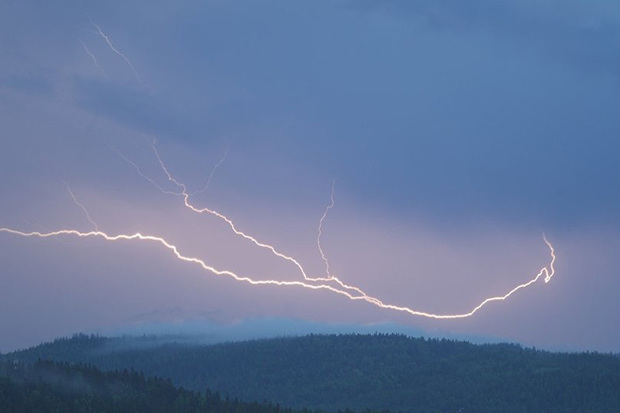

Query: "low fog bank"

xmin=73 ymin=317 xmax=506 ymax=352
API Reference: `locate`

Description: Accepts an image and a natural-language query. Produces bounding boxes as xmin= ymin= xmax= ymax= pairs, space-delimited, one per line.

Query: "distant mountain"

xmin=3 ymin=333 xmax=620 ymax=412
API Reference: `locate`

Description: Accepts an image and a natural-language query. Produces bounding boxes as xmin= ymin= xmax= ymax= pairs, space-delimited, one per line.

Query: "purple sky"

xmin=1 ymin=0 xmax=620 ymax=353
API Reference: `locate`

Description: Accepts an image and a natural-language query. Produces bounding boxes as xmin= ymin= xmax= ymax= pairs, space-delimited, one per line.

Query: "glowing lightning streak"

xmin=308 ymin=181 xmax=370 ymax=298
xmin=190 ymin=148 xmax=229 ymax=196
xmin=0 ymin=226 xmax=555 ymax=319
xmin=107 ymin=144 xmax=182 ymax=196
xmin=366 ymin=235 xmax=556 ymax=319
xmin=64 ymin=182 xmax=99 ymax=231
xmin=0 ymin=227 xmax=411 ymax=309
xmin=317 ymin=181 xmax=335 ymax=279
xmin=91 ymin=21 xmax=142 ymax=85
xmin=80 ymin=41 xmax=107 ymax=79
xmin=0 ymin=228 xmax=348 ymax=294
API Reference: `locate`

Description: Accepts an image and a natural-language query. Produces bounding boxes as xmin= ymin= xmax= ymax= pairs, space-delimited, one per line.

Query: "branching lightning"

xmin=0 ymin=227 xmax=357 ymax=296
xmin=317 ymin=181 xmax=335 ymax=279
xmin=107 ymin=144 xmax=181 ymax=196
xmin=64 ymin=182 xmax=98 ymax=231
xmin=0 ymin=223 xmax=556 ymax=319
xmin=147 ymin=141 xmax=371 ymax=298
xmin=80 ymin=41 xmax=107 ymax=79
xmin=191 ymin=148 xmax=229 ymax=196
xmin=91 ymin=21 xmax=142 ymax=85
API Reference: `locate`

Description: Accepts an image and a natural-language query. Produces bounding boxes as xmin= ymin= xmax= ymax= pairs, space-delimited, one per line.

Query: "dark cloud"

xmin=2 ymin=0 xmax=617 ymax=227
xmin=130 ymin=0 xmax=619 ymax=227
xmin=0 ymin=74 xmax=56 ymax=97
xmin=71 ymin=78 xmax=190 ymax=138
xmin=351 ymin=0 xmax=620 ymax=76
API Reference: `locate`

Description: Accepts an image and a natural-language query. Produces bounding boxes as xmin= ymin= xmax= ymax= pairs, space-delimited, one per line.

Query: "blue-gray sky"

xmin=1 ymin=0 xmax=619 ymax=352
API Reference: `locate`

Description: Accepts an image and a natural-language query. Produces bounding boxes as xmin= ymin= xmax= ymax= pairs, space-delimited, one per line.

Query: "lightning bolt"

xmin=0 ymin=225 xmax=556 ymax=319
xmin=80 ymin=41 xmax=107 ymax=79
xmin=0 ymin=16 xmax=559 ymax=321
xmin=97 ymin=141 xmax=557 ymax=318
xmin=91 ymin=21 xmax=142 ymax=85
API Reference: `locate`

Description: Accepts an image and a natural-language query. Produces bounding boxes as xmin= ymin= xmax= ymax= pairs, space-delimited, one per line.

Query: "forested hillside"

xmin=0 ymin=359 xmax=322 ymax=412
xmin=4 ymin=333 xmax=620 ymax=412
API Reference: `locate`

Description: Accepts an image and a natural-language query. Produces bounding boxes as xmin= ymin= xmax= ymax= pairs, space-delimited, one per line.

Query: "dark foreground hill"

xmin=0 ymin=358 xmax=322 ymax=413
xmin=3 ymin=333 xmax=620 ymax=412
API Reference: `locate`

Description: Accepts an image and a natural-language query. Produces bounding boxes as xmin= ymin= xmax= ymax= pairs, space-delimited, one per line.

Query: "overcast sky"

xmin=1 ymin=0 xmax=619 ymax=353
